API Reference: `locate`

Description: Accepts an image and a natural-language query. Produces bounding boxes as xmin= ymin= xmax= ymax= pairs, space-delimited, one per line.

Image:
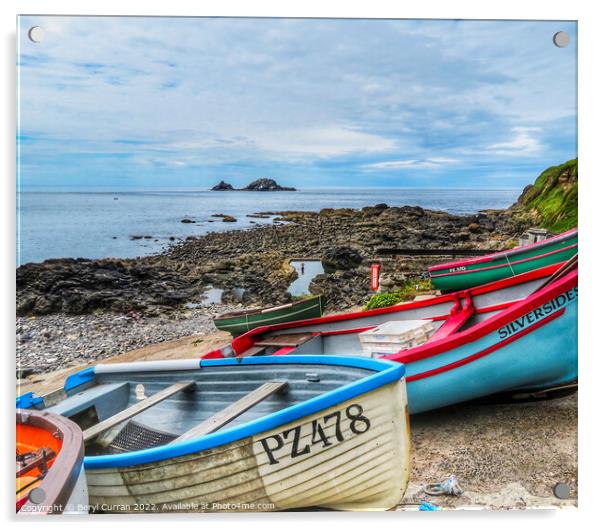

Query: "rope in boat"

xmin=504 ymin=253 xmax=517 ymax=277
xmin=424 ymin=475 xmax=464 ymax=496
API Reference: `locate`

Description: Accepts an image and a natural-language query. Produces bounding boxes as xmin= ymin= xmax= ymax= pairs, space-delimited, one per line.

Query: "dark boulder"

xmin=321 ymin=246 xmax=364 ymax=272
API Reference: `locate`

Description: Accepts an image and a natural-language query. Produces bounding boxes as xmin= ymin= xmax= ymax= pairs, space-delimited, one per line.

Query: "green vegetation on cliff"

xmin=511 ymin=159 xmax=578 ymax=232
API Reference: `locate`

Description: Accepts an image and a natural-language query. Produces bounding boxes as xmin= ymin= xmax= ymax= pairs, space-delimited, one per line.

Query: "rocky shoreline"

xmin=15 ymin=201 xmax=532 ymax=373
xmin=16 ymin=203 xmax=526 ymax=317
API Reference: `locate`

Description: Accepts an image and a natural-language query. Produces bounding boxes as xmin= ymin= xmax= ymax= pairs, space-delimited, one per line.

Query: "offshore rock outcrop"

xmin=243 ymin=178 xmax=296 ymax=191
xmin=211 ymin=180 xmax=234 ymax=191
xmin=211 ymin=178 xmax=296 ymax=191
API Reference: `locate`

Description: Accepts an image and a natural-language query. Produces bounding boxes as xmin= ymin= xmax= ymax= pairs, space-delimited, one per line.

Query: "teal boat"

xmin=203 ymin=265 xmax=578 ymax=414
xmin=428 ymin=228 xmax=577 ymax=292
xmin=214 ymin=295 xmax=324 ymax=336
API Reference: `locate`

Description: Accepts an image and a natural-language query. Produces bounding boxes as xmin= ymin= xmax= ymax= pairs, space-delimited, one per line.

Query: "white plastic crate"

xmin=359 ymin=319 xmax=435 ymax=356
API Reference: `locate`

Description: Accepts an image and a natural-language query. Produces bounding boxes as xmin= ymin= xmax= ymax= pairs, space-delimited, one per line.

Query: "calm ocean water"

xmin=17 ymin=188 xmax=520 ymax=265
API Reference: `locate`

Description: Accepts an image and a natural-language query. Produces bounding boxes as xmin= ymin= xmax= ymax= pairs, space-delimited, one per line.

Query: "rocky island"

xmin=211 ymin=180 xmax=234 ymax=191
xmin=211 ymin=178 xmax=297 ymax=191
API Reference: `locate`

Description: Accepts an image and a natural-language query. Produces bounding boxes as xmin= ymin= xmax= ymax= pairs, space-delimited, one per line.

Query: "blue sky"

xmin=17 ymin=17 xmax=577 ymax=189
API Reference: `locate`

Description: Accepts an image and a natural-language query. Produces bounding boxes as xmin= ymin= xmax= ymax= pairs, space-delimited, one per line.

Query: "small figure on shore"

xmin=301 ymin=262 xmax=305 ymax=274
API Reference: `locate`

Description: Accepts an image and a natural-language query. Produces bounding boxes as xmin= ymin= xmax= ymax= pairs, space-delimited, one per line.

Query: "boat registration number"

xmin=257 ymin=403 xmax=371 ymax=465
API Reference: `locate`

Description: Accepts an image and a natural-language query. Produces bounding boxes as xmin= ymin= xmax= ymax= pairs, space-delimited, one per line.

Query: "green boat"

xmin=213 ymin=295 xmax=324 ymax=336
xmin=428 ymin=228 xmax=577 ymax=292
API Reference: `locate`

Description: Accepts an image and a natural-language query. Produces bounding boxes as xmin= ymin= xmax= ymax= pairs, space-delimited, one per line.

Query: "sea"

xmin=17 ymin=188 xmax=521 ymax=265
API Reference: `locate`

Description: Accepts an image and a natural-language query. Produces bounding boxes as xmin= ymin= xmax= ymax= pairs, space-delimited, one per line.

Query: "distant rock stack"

xmin=211 ymin=180 xmax=235 ymax=191
xmin=243 ymin=178 xmax=296 ymax=191
xmin=210 ymin=178 xmax=296 ymax=191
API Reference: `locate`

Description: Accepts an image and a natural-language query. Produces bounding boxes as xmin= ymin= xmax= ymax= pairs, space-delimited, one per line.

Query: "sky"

xmin=17 ymin=17 xmax=577 ymax=189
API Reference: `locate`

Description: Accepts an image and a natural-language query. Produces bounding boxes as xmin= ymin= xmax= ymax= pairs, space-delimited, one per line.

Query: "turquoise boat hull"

xmin=400 ymin=283 xmax=577 ymax=413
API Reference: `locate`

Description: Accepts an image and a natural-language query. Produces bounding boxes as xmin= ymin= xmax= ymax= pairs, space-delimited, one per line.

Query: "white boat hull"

xmin=86 ymin=380 xmax=410 ymax=512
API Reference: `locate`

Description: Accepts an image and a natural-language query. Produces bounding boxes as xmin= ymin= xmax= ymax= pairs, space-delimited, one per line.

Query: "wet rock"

xmin=321 ymin=246 xmax=364 ymax=272
xmin=247 ymin=213 xmax=271 ymax=219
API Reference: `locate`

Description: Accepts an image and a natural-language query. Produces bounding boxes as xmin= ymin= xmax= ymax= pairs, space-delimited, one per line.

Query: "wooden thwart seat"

xmin=83 ymin=380 xmax=195 ymax=442
xmin=239 ymin=345 xmax=267 ymax=357
xmin=254 ymin=333 xmax=313 ymax=348
xmin=172 ymin=380 xmax=288 ymax=443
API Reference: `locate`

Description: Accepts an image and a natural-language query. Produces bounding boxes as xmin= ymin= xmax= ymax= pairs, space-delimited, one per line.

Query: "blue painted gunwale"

xmin=19 ymin=356 xmax=404 ymax=470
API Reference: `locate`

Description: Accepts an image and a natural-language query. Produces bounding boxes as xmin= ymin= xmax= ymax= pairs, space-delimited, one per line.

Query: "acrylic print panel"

xmin=16 ymin=16 xmax=577 ymax=514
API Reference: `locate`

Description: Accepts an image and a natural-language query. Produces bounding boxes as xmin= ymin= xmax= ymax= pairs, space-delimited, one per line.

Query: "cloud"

xmin=489 ymin=127 xmax=543 ymax=156
xmin=16 ymin=17 xmax=577 ymax=188
xmin=364 ymin=157 xmax=460 ymax=170
xmin=253 ymin=126 xmax=397 ymax=158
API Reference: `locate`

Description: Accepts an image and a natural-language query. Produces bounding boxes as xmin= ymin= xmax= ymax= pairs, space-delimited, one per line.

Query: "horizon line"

xmin=18 ymin=185 xmax=524 ymax=191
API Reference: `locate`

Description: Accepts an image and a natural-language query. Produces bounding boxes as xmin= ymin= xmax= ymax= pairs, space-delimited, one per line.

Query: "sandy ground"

xmin=17 ymin=331 xmax=577 ymax=511
xmin=399 ymin=393 xmax=577 ymax=510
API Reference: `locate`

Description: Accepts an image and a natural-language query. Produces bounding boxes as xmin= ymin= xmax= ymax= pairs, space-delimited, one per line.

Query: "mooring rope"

xmin=424 ymin=475 xmax=464 ymax=496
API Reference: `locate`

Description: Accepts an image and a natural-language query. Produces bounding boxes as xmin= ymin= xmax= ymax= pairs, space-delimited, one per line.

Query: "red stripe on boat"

xmin=405 ymin=308 xmax=566 ymax=382
xmin=384 ymin=269 xmax=577 ymax=364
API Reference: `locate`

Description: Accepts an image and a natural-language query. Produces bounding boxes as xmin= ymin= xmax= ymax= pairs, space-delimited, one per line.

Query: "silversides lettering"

xmin=497 ymin=287 xmax=577 ymax=340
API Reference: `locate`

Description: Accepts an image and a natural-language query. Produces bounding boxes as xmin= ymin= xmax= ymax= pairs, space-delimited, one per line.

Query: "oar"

xmin=532 ymin=253 xmax=578 ymax=293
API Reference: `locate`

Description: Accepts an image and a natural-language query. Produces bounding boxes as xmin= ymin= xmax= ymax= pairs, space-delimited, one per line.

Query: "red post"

xmin=370 ymin=263 xmax=381 ymax=291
